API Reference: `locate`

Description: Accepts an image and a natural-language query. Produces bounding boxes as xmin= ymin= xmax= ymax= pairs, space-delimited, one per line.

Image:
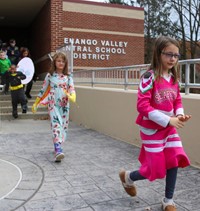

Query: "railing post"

xmin=185 ymin=62 xmax=190 ymax=95
xmin=124 ymin=68 xmax=128 ymax=90
xmin=70 ymin=42 xmax=74 ymax=74
xmin=92 ymin=70 xmax=95 ymax=87
xmin=194 ymin=63 xmax=196 ymax=83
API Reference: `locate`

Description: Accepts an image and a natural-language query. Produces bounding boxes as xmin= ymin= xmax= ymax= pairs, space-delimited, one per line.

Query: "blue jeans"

xmin=129 ymin=167 xmax=178 ymax=199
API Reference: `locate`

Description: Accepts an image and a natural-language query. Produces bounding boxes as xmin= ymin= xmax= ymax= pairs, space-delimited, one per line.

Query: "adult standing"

xmin=7 ymin=38 xmax=20 ymax=65
xmin=19 ymin=47 xmax=35 ymax=98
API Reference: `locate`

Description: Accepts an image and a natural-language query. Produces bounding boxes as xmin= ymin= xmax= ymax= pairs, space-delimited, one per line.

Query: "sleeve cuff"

xmin=175 ymin=108 xmax=184 ymax=116
xmin=149 ymin=110 xmax=171 ymax=127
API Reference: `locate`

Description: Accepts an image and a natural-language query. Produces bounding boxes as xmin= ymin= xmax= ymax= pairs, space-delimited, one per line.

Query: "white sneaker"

xmin=161 ymin=198 xmax=177 ymax=211
xmin=55 ymin=152 xmax=65 ymax=162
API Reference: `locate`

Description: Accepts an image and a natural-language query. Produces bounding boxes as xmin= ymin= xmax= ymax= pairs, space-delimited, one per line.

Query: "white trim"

xmin=142 ymin=134 xmax=179 ymax=145
xmin=144 ymin=146 xmax=164 ymax=152
xmin=0 ymin=159 xmax=22 ymax=200
xmin=144 ymin=140 xmax=182 ymax=153
xmin=176 ymin=108 xmax=184 ymax=116
xmin=63 ymin=2 xmax=144 ymax=20
xmin=143 ymin=140 xmax=165 ymax=144
xmin=62 ymin=27 xmax=144 ymax=37
xmin=140 ymin=126 xmax=157 ymax=135
xmin=148 ymin=110 xmax=170 ymax=127
xmin=166 ymin=141 xmax=182 ymax=148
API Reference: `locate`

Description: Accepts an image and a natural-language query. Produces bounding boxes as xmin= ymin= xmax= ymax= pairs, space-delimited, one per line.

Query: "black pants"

xmin=25 ymin=80 xmax=33 ymax=95
xmin=11 ymin=88 xmax=27 ymax=116
xmin=130 ymin=167 xmax=178 ymax=199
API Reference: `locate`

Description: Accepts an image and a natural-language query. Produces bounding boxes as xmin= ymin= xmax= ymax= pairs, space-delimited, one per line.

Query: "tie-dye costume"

xmin=136 ymin=70 xmax=190 ymax=181
xmin=37 ymin=72 xmax=75 ymax=153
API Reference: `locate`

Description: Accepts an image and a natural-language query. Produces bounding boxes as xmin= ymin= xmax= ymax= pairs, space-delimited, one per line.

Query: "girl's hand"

xmin=32 ymin=97 xmax=41 ymax=113
xmin=67 ymin=93 xmax=76 ymax=103
xmin=169 ymin=117 xmax=185 ymax=129
xmin=32 ymin=103 xmax=38 ymax=113
xmin=177 ymin=115 xmax=191 ymax=122
xmin=64 ymin=90 xmax=76 ymax=103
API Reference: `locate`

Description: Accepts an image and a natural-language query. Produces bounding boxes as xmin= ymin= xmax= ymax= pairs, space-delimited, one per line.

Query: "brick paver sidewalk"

xmin=0 ymin=120 xmax=199 ymax=211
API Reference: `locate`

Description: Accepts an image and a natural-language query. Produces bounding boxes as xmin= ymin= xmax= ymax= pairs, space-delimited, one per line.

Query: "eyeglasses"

xmin=161 ymin=52 xmax=180 ymax=59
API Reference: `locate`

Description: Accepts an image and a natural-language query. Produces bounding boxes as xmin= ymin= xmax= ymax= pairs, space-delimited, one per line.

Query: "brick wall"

xmin=31 ymin=0 xmax=144 ymax=74
xmin=62 ymin=0 xmax=144 ymax=69
xmin=63 ymin=12 xmax=144 ymax=34
xmin=30 ymin=0 xmax=64 ymax=75
xmin=50 ymin=0 xmax=63 ymax=51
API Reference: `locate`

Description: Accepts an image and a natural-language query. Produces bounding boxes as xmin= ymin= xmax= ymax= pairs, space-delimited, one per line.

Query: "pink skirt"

xmin=138 ymin=126 xmax=190 ymax=181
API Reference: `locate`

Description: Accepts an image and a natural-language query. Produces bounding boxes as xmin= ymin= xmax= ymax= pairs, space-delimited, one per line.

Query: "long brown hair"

xmin=20 ymin=47 xmax=31 ymax=59
xmin=49 ymin=52 xmax=69 ymax=75
xmin=149 ymin=36 xmax=180 ymax=83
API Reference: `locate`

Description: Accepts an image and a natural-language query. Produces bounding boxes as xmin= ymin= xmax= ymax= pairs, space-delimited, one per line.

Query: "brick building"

xmin=0 ymin=0 xmax=144 ymax=75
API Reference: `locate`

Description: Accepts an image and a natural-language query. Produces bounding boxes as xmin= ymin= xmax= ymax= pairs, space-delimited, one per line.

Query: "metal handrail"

xmin=179 ymin=59 xmax=200 ymax=94
xmin=73 ymin=58 xmax=200 ymax=95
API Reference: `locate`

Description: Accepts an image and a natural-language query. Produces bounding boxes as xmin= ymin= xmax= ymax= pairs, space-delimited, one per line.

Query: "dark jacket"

xmin=7 ymin=46 xmax=20 ymax=65
xmin=7 ymin=71 xmax=26 ymax=87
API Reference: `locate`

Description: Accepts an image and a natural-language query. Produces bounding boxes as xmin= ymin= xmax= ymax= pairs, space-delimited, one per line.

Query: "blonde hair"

xmin=149 ymin=36 xmax=180 ymax=83
xmin=49 ymin=52 xmax=69 ymax=75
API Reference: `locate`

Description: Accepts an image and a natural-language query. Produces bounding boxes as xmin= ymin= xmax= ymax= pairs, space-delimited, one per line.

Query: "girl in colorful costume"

xmin=32 ymin=52 xmax=76 ymax=162
xmin=119 ymin=36 xmax=191 ymax=211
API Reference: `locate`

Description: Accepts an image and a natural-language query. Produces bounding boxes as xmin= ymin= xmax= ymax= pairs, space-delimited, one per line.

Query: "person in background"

xmin=0 ymin=39 xmax=3 ymax=50
xmin=26 ymin=72 xmax=39 ymax=99
xmin=0 ymin=50 xmax=11 ymax=94
xmin=0 ymin=40 xmax=8 ymax=58
xmin=19 ymin=47 xmax=35 ymax=99
xmin=0 ymin=39 xmax=6 ymax=52
xmin=19 ymin=47 xmax=30 ymax=59
xmin=7 ymin=64 xmax=27 ymax=118
xmin=32 ymin=52 xmax=76 ymax=162
xmin=7 ymin=38 xmax=20 ymax=65
xmin=119 ymin=36 xmax=191 ymax=211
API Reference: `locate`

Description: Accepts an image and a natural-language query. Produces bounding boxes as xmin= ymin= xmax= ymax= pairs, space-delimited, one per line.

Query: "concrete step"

xmin=0 ymin=93 xmax=38 ymax=103
xmin=0 ymin=111 xmax=49 ymax=120
xmin=0 ymin=81 xmax=48 ymax=120
xmin=0 ymin=99 xmax=36 ymax=106
xmin=0 ymin=105 xmax=48 ymax=113
xmin=0 ymin=91 xmax=40 ymax=99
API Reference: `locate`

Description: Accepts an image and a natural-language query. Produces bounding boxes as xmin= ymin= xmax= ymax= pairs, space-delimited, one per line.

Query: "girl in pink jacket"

xmin=119 ymin=36 xmax=191 ymax=211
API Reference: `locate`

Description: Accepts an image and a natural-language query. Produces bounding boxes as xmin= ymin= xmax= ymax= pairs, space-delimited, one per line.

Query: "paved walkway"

xmin=0 ymin=119 xmax=199 ymax=211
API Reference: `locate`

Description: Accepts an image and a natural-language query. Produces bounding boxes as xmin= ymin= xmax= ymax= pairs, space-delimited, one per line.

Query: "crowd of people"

xmin=0 ymin=38 xmax=77 ymax=163
xmin=0 ymin=38 xmax=36 ymax=118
